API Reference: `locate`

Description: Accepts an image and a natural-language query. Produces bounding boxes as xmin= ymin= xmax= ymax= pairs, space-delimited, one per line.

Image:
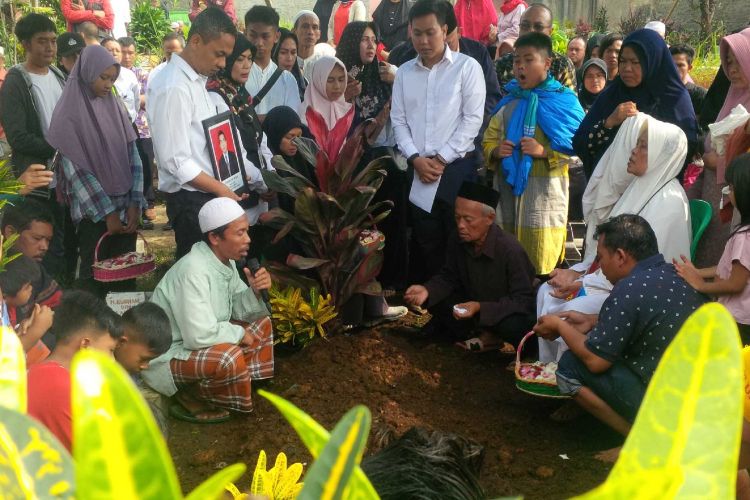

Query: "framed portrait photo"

xmin=202 ymin=111 xmax=252 ymax=199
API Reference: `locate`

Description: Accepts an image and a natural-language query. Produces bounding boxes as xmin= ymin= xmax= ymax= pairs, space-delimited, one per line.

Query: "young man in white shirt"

xmin=147 ymin=8 xmax=245 ymax=259
xmin=391 ymin=0 xmax=485 ymax=281
xmin=244 ymin=6 xmax=302 ymax=120
xmin=0 ymin=14 xmax=69 ymax=280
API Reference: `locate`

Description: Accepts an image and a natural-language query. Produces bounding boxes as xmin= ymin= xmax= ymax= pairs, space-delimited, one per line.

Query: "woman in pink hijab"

xmin=299 ymin=55 xmax=355 ymax=164
xmin=693 ymin=27 xmax=750 ymax=267
xmin=454 ymin=0 xmax=497 ymax=46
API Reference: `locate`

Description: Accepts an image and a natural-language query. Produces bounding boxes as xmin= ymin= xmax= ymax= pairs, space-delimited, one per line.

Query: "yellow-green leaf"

xmin=259 ymin=390 xmax=379 ymax=499
xmin=0 ymin=325 xmax=26 ymax=412
xmin=0 ymin=406 xmax=75 ymax=499
xmin=576 ymin=303 xmax=743 ymax=499
xmin=298 ymin=405 xmax=371 ymax=500
xmin=185 ymin=463 xmax=246 ymax=500
xmin=72 ymin=350 xmax=183 ymax=499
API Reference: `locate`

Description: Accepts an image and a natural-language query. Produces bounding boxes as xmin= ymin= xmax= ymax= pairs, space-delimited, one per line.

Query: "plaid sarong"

xmin=170 ymin=317 xmax=274 ymax=413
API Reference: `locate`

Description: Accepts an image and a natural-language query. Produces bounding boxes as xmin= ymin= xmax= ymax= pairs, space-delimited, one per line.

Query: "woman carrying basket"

xmin=48 ymin=45 xmax=143 ymax=296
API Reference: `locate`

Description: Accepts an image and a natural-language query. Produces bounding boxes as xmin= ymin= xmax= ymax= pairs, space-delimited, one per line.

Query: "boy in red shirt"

xmin=27 ymin=290 xmax=122 ymax=452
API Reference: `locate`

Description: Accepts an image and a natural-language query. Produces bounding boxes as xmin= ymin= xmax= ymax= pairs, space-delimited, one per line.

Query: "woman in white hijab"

xmin=538 ymin=113 xmax=692 ymax=362
xmin=299 ymin=55 xmax=354 ymax=163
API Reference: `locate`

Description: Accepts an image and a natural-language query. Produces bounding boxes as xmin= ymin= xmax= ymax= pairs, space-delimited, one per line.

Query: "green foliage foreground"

xmin=0 ymin=303 xmax=744 ymax=498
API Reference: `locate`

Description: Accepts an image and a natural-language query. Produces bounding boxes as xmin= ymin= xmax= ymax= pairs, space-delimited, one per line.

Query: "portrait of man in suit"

xmin=216 ymin=129 xmax=240 ymax=180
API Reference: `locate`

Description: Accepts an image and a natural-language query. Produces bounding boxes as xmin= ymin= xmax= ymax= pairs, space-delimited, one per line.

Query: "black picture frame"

xmin=202 ymin=111 xmax=251 ymax=199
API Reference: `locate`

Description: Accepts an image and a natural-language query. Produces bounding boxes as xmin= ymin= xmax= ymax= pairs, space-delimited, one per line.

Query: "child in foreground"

xmin=114 ymin=301 xmax=172 ymax=436
xmin=675 ymin=153 xmax=750 ymax=342
xmin=114 ymin=302 xmax=172 ymax=375
xmin=26 ymin=290 xmax=123 ymax=451
xmin=0 ymin=255 xmax=54 ymax=364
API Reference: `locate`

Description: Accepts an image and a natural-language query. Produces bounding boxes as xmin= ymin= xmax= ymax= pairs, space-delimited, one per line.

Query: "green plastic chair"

xmin=689 ymin=199 xmax=712 ymax=260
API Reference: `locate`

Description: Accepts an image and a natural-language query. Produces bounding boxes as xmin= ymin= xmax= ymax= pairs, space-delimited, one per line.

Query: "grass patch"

xmin=136 ymin=245 xmax=175 ymax=292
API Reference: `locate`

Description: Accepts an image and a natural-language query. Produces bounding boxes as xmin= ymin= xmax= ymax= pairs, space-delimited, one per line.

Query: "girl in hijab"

xmin=538 ymin=113 xmax=692 ymax=362
xmin=585 ymin=33 xmax=605 ymax=62
xmin=578 ymin=58 xmax=607 ymax=112
xmin=272 ymin=29 xmax=307 ymax=101
xmin=454 ymin=0 xmax=498 ymax=46
xmin=299 ymin=55 xmax=355 ymax=163
xmin=692 ymin=27 xmax=750 ymax=267
xmin=573 ymin=29 xmax=698 ymax=180
xmin=47 ymin=45 xmax=143 ymax=295
xmin=206 ymin=33 xmax=272 ymax=226
xmin=372 ymin=0 xmax=414 ymax=51
xmin=263 ymin=105 xmax=318 ymax=213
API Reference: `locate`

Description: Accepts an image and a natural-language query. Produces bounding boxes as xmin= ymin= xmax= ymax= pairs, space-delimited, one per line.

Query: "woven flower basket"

xmin=515 ymin=331 xmax=569 ymax=399
xmin=92 ymin=232 xmax=156 ymax=282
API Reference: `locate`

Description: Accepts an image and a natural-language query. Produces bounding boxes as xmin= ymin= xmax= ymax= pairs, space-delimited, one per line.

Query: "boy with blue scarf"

xmin=482 ymin=32 xmax=584 ymax=276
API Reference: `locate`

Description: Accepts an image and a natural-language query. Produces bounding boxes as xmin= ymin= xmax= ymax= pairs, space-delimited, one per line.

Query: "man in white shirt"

xmin=391 ymin=0 xmax=485 ymax=281
xmin=147 ymin=8 xmax=241 ymax=259
xmin=102 ymin=37 xmax=139 ymax=123
xmin=244 ymin=6 xmax=302 ymax=120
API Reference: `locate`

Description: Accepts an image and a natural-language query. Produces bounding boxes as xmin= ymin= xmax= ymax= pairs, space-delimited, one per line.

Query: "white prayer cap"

xmin=198 ymin=197 xmax=246 ymax=233
xmin=293 ymin=10 xmax=319 ymax=27
xmin=644 ymin=21 xmax=666 ymax=38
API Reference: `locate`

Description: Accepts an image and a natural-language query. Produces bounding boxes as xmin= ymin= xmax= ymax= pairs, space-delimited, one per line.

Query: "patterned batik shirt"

xmin=584 ymin=254 xmax=708 ymax=385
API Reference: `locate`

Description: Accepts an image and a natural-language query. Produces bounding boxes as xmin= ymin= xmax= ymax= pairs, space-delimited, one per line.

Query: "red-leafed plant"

xmin=260 ymin=122 xmax=392 ymax=311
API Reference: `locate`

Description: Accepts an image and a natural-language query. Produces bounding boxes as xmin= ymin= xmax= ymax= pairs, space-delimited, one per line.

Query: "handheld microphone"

xmin=247 ymin=258 xmax=270 ymax=304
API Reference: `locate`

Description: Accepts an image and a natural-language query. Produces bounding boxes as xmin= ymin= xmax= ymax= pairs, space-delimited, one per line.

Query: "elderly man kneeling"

xmin=143 ymin=198 xmax=274 ymax=423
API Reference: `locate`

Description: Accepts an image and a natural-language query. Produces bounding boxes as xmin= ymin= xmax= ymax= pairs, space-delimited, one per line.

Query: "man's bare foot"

xmin=550 ymin=400 xmax=585 ymax=422
xmin=175 ymin=392 xmax=229 ymax=421
xmin=594 ymin=446 xmax=622 ymax=463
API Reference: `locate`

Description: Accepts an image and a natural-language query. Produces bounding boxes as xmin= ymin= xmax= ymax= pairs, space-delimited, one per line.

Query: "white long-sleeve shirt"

xmin=114 ymin=65 xmax=140 ymax=123
xmin=245 ymin=61 xmax=302 ymax=117
xmin=391 ymin=46 xmax=485 ymax=164
xmin=146 ymin=55 xmax=219 ymax=193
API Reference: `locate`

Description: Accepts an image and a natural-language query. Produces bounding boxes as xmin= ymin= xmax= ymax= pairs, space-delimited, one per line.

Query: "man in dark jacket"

xmin=404 ymin=182 xmax=536 ymax=351
xmin=0 ymin=14 xmax=68 ymax=280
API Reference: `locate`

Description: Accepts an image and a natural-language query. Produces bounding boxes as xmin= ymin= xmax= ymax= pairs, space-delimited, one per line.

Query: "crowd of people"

xmin=1 ymin=0 xmax=749 ymax=487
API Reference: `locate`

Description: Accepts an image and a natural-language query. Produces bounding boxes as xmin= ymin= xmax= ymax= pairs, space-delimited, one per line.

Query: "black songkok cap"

xmin=457 ymin=181 xmax=500 ymax=209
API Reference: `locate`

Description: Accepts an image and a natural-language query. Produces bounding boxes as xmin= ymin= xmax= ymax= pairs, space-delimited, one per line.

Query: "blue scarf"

xmin=493 ymin=74 xmax=584 ymax=195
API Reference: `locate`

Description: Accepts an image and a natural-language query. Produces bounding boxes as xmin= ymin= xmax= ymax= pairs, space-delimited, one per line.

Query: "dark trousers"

xmin=409 ymin=199 xmax=456 ymax=283
xmin=557 ymin=351 xmax=646 ymax=421
xmin=76 ymin=218 xmax=137 ymax=297
xmin=362 ymin=147 xmax=410 ymax=290
xmin=166 ymin=190 xmax=215 ymax=260
xmin=408 ymin=155 xmax=479 ymax=283
xmin=428 ymin=294 xmax=535 ymax=348
xmin=136 ymin=137 xmax=156 ymax=207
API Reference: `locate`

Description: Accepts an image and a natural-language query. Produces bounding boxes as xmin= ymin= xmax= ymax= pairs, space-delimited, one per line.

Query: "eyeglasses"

xmin=519 ymin=22 xmax=550 ymax=32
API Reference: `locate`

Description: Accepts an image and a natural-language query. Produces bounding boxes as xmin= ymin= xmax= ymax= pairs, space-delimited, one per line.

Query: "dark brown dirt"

xmin=168 ymin=319 xmax=620 ymax=499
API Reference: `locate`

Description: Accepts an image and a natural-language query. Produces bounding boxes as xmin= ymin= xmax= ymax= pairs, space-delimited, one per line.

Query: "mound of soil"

xmin=168 ymin=320 xmax=620 ymax=499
